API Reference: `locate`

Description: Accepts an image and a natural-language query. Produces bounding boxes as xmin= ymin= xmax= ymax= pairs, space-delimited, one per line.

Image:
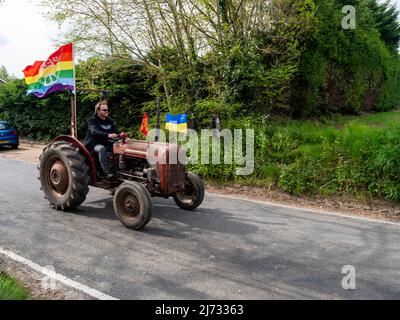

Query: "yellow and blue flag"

xmin=166 ymin=113 xmax=188 ymax=133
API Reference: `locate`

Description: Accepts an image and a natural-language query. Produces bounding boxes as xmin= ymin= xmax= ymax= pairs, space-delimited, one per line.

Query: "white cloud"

xmin=0 ymin=0 xmax=63 ymax=78
xmin=0 ymin=34 xmax=8 ymax=46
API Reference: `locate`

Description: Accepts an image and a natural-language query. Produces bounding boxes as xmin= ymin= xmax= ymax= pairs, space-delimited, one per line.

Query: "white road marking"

xmin=206 ymin=192 xmax=400 ymax=226
xmin=0 ymin=248 xmax=118 ymax=300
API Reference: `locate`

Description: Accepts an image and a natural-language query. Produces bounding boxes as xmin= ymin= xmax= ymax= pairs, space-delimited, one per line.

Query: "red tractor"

xmin=38 ymin=133 xmax=204 ymax=230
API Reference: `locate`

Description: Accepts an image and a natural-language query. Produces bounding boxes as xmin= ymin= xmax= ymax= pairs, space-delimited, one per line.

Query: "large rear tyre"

xmin=173 ymin=172 xmax=204 ymax=210
xmin=38 ymin=141 xmax=90 ymax=211
xmin=113 ymin=182 xmax=152 ymax=230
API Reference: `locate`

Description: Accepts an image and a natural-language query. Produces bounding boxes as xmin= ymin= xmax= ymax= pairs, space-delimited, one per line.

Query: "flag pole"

xmin=70 ymin=93 xmax=77 ymax=138
xmin=70 ymin=43 xmax=77 ymax=138
xmin=155 ymin=97 xmax=161 ymax=142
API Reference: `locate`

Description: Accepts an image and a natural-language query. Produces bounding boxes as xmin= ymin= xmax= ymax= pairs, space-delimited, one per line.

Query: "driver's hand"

xmin=108 ymin=133 xmax=118 ymax=139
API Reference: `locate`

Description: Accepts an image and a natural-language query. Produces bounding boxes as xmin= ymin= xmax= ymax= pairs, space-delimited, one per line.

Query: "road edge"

xmin=0 ymin=248 xmax=118 ymax=300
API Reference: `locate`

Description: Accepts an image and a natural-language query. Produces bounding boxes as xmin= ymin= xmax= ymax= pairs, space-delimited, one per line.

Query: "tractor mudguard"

xmin=52 ymin=135 xmax=97 ymax=185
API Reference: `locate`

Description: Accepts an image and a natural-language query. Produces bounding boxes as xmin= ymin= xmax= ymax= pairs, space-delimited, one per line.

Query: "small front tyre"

xmin=113 ymin=182 xmax=152 ymax=230
xmin=173 ymin=172 xmax=204 ymax=210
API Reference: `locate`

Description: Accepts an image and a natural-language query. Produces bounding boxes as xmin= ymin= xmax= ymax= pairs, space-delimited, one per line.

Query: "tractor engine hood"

xmin=113 ymin=139 xmax=186 ymax=164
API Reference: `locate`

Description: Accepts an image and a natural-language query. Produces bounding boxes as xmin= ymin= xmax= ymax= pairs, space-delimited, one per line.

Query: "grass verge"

xmin=189 ymin=110 xmax=400 ymax=203
xmin=0 ymin=271 xmax=30 ymax=300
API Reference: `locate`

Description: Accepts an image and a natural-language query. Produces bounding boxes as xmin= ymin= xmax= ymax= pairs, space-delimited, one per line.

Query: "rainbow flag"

xmin=166 ymin=113 xmax=188 ymax=133
xmin=23 ymin=43 xmax=75 ymax=98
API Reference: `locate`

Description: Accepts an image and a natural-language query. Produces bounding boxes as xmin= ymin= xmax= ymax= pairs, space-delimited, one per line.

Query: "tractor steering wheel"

xmin=109 ymin=132 xmax=128 ymax=143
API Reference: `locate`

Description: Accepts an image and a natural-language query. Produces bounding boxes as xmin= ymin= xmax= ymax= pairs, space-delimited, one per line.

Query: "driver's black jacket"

xmin=84 ymin=114 xmax=119 ymax=152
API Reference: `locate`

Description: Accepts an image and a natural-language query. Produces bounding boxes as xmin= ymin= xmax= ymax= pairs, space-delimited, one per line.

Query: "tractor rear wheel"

xmin=173 ymin=172 xmax=204 ymax=210
xmin=38 ymin=141 xmax=90 ymax=211
xmin=113 ymin=182 xmax=152 ymax=230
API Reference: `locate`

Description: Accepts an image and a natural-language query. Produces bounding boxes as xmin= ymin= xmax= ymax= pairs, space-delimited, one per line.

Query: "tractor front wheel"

xmin=173 ymin=172 xmax=204 ymax=210
xmin=113 ymin=182 xmax=152 ymax=230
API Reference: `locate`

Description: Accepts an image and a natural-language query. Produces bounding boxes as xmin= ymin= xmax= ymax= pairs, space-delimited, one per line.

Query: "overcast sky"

xmin=0 ymin=0 xmax=63 ymax=78
xmin=1 ymin=0 xmax=400 ymax=79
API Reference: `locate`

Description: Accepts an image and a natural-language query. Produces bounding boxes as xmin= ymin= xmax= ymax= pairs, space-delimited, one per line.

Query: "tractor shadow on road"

xmin=75 ymin=196 xmax=260 ymax=238
xmin=75 ymin=197 xmax=117 ymax=221
xmin=150 ymin=203 xmax=260 ymax=237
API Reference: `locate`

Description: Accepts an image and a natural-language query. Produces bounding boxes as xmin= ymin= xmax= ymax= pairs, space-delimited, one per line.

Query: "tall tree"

xmin=41 ymin=0 xmax=316 ymax=114
xmin=0 ymin=66 xmax=12 ymax=82
xmin=367 ymin=0 xmax=400 ymax=51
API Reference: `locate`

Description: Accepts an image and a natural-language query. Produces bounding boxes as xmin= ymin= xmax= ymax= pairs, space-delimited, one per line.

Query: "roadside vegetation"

xmin=1 ymin=0 xmax=400 ymax=203
xmin=229 ymin=111 xmax=400 ymax=202
xmin=0 ymin=272 xmax=30 ymax=300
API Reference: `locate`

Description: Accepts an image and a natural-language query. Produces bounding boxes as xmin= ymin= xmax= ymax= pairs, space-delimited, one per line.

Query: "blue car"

xmin=0 ymin=121 xmax=19 ymax=149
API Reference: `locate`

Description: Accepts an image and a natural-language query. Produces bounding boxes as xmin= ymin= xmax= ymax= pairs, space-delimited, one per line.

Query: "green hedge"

xmin=291 ymin=0 xmax=400 ymax=116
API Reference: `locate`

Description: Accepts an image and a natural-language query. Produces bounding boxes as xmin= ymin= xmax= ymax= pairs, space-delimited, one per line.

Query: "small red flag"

xmin=140 ymin=112 xmax=149 ymax=136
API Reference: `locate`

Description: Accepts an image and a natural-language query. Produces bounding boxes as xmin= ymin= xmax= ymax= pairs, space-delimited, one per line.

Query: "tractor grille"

xmin=158 ymin=147 xmax=186 ymax=195
xmin=167 ymin=162 xmax=186 ymax=193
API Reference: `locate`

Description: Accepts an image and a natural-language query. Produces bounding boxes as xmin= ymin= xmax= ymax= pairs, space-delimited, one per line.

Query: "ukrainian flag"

xmin=166 ymin=113 xmax=188 ymax=133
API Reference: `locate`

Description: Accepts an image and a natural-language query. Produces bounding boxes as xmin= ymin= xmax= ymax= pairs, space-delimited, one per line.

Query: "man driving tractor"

xmin=84 ymin=100 xmax=120 ymax=179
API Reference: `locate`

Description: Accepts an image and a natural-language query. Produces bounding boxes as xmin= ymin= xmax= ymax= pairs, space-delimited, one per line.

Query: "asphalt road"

xmin=1 ymin=157 xmax=400 ymax=299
